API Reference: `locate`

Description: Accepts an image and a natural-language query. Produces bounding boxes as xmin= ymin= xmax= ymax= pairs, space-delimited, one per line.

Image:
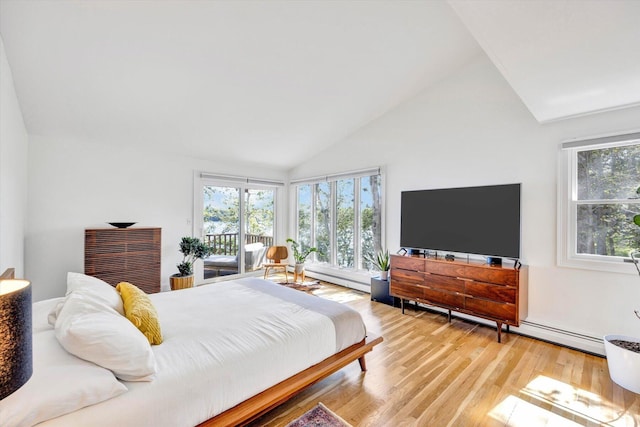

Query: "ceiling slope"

xmin=0 ymin=0 xmax=480 ymax=169
xmin=449 ymin=0 xmax=640 ymax=123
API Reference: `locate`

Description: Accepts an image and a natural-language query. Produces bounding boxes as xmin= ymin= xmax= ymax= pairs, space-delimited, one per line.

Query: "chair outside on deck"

xmin=263 ymin=246 xmax=289 ymax=282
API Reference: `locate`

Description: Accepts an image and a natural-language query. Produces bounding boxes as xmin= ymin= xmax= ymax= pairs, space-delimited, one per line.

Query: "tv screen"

xmin=400 ymin=183 xmax=521 ymax=259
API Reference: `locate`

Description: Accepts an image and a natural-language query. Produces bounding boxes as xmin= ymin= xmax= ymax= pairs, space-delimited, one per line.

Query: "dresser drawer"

xmin=391 ymin=268 xmax=424 ymax=285
xmin=423 ymin=288 xmax=464 ymax=309
xmin=424 ymin=274 xmax=464 ymax=293
xmin=424 ymin=262 xmax=517 ymax=286
xmin=390 ymin=281 xmax=424 ymax=300
xmin=465 ymin=281 xmax=516 ymax=304
xmin=461 ymin=266 xmax=517 ymax=286
xmin=465 ymin=297 xmax=516 ymax=323
xmin=391 ymin=255 xmax=425 ymax=272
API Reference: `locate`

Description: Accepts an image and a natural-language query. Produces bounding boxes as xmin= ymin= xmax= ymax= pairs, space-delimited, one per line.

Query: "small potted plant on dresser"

xmin=170 ymin=236 xmax=211 ymax=290
xmin=604 ymin=187 xmax=640 ymax=393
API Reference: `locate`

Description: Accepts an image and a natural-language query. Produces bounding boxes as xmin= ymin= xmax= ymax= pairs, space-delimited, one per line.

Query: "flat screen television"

xmin=400 ymin=183 xmax=521 ymax=260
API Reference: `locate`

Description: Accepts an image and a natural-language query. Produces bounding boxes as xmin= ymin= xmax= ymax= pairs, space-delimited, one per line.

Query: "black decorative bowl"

xmin=108 ymin=222 xmax=136 ymax=228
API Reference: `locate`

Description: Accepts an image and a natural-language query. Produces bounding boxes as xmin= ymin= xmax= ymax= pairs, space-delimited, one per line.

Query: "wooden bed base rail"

xmin=1 ymin=268 xmax=16 ymax=279
xmin=198 ymin=333 xmax=383 ymax=427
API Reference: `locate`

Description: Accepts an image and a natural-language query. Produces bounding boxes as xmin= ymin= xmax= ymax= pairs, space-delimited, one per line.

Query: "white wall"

xmin=0 ymin=36 xmax=28 ymax=277
xmin=26 ymin=137 xmax=287 ymax=301
xmin=289 ymin=56 xmax=640 ymax=354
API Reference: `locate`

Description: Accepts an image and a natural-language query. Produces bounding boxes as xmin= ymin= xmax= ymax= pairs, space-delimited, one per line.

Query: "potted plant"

xmin=369 ymin=249 xmax=391 ymax=280
xmin=170 ymin=236 xmax=212 ymax=290
xmin=604 ymin=186 xmax=640 ymax=393
xmin=286 ymin=238 xmax=317 ymax=279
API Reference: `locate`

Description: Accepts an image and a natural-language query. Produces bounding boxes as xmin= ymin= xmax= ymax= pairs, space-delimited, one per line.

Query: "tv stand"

xmin=390 ymin=255 xmax=528 ymax=342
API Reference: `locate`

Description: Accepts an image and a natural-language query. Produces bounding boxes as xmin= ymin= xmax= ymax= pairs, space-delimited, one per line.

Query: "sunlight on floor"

xmin=317 ymin=291 xmax=364 ymax=304
xmin=489 ymin=395 xmax=582 ymax=426
xmin=488 ymin=375 xmax=639 ymax=426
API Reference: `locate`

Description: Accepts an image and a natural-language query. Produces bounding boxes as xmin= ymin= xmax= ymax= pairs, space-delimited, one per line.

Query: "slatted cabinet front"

xmin=85 ymin=227 xmax=161 ymax=293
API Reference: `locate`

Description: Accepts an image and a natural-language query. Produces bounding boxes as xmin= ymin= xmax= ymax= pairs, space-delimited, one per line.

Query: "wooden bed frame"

xmin=6 ymin=265 xmax=382 ymax=426
xmin=199 ymin=333 xmax=383 ymax=426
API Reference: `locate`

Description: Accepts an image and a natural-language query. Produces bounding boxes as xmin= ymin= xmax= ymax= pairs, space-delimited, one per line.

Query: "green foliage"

xmin=286 ymin=238 xmax=317 ymax=263
xmin=367 ymin=249 xmax=390 ymax=272
xmin=631 ymin=195 xmax=640 ymax=320
xmin=203 ymin=186 xmax=275 ymax=255
xmin=635 ymin=187 xmax=640 ymax=228
xmin=576 ymin=146 xmax=640 ymax=256
xmin=296 ymin=174 xmax=382 ymax=271
xmin=176 ymin=236 xmax=212 ymax=277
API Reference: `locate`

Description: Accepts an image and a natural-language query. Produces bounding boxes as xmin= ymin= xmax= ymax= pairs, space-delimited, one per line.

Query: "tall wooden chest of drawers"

xmin=85 ymin=227 xmax=161 ymax=294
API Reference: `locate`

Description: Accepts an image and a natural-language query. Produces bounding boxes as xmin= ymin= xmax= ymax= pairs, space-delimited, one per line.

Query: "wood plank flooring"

xmin=250 ymin=279 xmax=640 ymax=427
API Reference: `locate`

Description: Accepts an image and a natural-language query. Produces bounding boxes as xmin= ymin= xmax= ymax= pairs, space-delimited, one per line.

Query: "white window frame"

xmin=558 ymin=132 xmax=640 ymax=274
xmin=291 ymin=167 xmax=385 ymax=285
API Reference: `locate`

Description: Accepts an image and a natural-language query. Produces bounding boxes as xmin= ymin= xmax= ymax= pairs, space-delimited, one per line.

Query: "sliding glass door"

xmin=200 ymin=181 xmax=275 ymax=280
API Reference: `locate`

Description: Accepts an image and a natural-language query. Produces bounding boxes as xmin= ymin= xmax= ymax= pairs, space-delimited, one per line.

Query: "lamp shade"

xmin=0 ymin=279 xmax=32 ymax=400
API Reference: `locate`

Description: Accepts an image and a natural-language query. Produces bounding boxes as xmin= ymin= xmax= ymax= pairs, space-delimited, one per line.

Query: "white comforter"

xmin=35 ymin=277 xmax=366 ymax=427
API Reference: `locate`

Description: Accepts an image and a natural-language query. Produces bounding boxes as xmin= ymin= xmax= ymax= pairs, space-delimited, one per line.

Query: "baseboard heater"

xmin=384 ymin=300 xmax=607 ymax=356
xmin=517 ymin=320 xmax=605 ymax=356
xmin=292 ymin=268 xmax=371 ymax=293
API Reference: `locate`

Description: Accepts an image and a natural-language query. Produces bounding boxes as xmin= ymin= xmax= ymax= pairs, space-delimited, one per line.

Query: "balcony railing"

xmin=204 ymin=233 xmax=273 ymax=255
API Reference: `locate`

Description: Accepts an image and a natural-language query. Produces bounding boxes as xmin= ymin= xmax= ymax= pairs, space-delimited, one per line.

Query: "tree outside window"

xmin=575 ymin=143 xmax=640 ymax=258
xmin=295 ymin=172 xmax=382 ymax=272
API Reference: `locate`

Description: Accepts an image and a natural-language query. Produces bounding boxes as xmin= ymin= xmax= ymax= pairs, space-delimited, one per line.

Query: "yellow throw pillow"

xmin=116 ymin=282 xmax=163 ymax=345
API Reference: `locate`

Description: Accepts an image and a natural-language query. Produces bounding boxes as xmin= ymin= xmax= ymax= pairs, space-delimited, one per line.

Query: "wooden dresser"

xmin=390 ymin=254 xmax=527 ymax=342
xmin=85 ymin=227 xmax=161 ymax=294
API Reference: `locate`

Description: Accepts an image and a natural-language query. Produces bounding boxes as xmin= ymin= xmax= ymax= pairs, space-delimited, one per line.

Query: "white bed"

xmin=1 ymin=274 xmax=381 ymax=427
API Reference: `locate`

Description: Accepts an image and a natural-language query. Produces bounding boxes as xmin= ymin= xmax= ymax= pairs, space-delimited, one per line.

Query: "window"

xmin=196 ymin=173 xmax=282 ymax=282
xmin=559 ymin=133 xmax=640 ymax=272
xmin=315 ymin=182 xmax=332 ymax=264
xmin=336 ymin=179 xmax=355 ymax=268
xmin=293 ymin=168 xmax=383 ymax=277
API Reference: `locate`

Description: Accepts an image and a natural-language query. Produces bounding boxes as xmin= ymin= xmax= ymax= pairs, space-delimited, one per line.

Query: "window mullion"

xmin=310 ymin=185 xmax=316 ymax=263
xmin=331 ymin=181 xmax=337 ymax=267
xmin=354 ymin=178 xmax=362 ymax=270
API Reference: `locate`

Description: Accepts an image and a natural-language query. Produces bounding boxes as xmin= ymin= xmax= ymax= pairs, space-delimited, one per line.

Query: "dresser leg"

xmin=401 ymin=299 xmax=405 ymax=314
xmin=447 ymin=309 xmax=452 ymax=323
xmin=496 ymin=322 xmax=503 ymax=343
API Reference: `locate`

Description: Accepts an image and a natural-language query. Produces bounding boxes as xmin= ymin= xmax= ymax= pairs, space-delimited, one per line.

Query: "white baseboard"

xmin=293 ymin=268 xmax=371 ymax=293
xmin=515 ymin=321 xmax=605 ymax=356
xmin=405 ymin=302 xmax=606 ymax=356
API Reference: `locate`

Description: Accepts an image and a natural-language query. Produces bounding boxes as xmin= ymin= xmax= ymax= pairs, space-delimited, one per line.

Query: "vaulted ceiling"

xmin=1 ymin=1 xmax=638 ymax=170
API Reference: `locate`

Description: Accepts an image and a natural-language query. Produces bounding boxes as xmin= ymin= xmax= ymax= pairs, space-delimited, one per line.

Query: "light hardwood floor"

xmin=250 ymin=278 xmax=640 ymax=427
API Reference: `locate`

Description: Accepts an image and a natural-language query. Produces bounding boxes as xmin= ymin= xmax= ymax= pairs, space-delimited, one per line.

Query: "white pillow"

xmin=48 ymin=272 xmax=124 ymax=326
xmin=55 ymin=291 xmax=157 ymax=382
xmin=34 ymin=297 xmax=63 ymax=333
xmin=66 ymin=272 xmax=124 ymax=314
xmin=0 ymin=331 xmax=127 ymax=427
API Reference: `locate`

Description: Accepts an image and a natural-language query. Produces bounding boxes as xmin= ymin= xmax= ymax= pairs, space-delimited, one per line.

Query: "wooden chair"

xmin=263 ymin=246 xmax=289 ymax=282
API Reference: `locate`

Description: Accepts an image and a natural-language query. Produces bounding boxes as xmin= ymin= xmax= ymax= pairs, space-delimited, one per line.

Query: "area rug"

xmin=278 ymin=281 xmax=321 ymax=292
xmin=285 ymin=403 xmax=353 ymax=427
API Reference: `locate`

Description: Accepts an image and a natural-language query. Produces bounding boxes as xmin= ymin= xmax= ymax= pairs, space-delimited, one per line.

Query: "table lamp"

xmin=0 ymin=279 xmax=32 ymax=400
